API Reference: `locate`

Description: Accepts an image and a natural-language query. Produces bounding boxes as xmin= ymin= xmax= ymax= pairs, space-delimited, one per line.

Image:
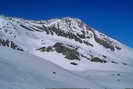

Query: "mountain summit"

xmin=0 ymin=16 xmax=133 ymax=89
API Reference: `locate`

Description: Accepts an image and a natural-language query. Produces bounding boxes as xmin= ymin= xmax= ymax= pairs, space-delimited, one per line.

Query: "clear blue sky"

xmin=0 ymin=0 xmax=133 ymax=47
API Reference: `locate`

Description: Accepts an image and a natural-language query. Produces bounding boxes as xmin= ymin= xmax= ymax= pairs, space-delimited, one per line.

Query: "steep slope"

xmin=0 ymin=16 xmax=133 ymax=88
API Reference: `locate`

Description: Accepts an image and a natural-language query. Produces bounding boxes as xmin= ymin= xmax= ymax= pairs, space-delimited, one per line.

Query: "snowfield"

xmin=0 ymin=47 xmax=101 ymax=89
xmin=0 ymin=16 xmax=133 ymax=89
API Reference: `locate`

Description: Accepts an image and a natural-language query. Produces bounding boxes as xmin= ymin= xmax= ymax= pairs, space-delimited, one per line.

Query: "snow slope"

xmin=0 ymin=16 xmax=133 ymax=88
xmin=0 ymin=47 xmax=102 ymax=89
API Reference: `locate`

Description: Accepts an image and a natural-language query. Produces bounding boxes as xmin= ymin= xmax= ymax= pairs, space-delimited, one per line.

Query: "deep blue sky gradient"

xmin=0 ymin=0 xmax=133 ymax=47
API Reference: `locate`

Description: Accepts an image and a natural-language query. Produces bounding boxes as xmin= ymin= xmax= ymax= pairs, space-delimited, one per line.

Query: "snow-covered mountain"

xmin=0 ymin=15 xmax=133 ymax=89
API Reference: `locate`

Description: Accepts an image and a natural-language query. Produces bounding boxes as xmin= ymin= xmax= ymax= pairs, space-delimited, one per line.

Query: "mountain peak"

xmin=0 ymin=16 xmax=132 ymax=62
xmin=62 ymin=17 xmax=81 ymax=21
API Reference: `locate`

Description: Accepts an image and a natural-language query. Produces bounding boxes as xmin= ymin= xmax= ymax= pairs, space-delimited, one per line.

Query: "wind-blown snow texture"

xmin=0 ymin=16 xmax=133 ymax=89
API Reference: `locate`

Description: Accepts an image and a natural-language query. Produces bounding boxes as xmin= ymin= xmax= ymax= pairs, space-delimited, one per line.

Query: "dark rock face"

xmin=0 ymin=39 xmax=24 ymax=51
xmin=93 ymin=32 xmax=121 ymax=51
xmin=94 ymin=37 xmax=115 ymax=51
xmin=91 ymin=57 xmax=107 ymax=63
xmin=53 ymin=43 xmax=80 ymax=60
xmin=115 ymin=46 xmax=121 ymax=50
xmin=38 ymin=46 xmax=54 ymax=52
xmin=38 ymin=43 xmax=80 ymax=60
xmin=48 ymin=26 xmax=83 ymax=44
xmin=70 ymin=62 xmax=78 ymax=65
xmin=38 ymin=42 xmax=108 ymax=63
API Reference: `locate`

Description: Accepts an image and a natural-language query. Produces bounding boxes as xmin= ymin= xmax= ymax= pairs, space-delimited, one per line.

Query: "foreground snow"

xmin=0 ymin=47 xmax=102 ymax=89
xmin=0 ymin=47 xmax=133 ymax=89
